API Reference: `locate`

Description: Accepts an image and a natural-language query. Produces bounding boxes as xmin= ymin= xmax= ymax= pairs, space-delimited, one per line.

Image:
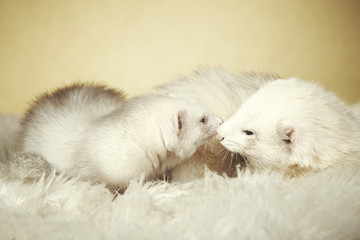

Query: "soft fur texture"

xmin=1 ymin=113 xmax=360 ymax=239
xmin=217 ymin=78 xmax=360 ymax=176
xmin=19 ymin=83 xmax=222 ymax=190
xmin=156 ymin=68 xmax=278 ymax=181
xmin=351 ymin=102 xmax=360 ymax=121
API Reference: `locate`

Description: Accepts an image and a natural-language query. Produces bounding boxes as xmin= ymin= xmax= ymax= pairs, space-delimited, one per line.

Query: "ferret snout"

xmin=216 ymin=132 xmax=224 ymax=141
xmin=210 ymin=117 xmax=223 ymax=134
xmin=206 ymin=116 xmax=223 ymax=137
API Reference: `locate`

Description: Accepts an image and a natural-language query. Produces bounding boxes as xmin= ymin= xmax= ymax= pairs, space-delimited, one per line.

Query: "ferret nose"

xmin=216 ymin=132 xmax=224 ymax=141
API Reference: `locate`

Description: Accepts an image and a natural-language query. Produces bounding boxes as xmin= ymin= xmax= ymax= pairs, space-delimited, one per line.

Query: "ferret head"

xmin=216 ymin=78 xmax=355 ymax=173
xmin=166 ymin=99 xmax=223 ymax=160
xmin=216 ymin=108 xmax=296 ymax=172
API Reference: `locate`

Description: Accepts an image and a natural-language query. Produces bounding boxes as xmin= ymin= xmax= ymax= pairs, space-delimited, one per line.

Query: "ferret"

xmin=216 ymin=78 xmax=360 ymax=176
xmin=156 ymin=67 xmax=278 ymax=182
xmin=19 ymin=83 xmax=222 ymax=190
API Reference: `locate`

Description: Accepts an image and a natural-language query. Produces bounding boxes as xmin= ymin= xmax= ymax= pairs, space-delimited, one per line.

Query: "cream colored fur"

xmin=156 ymin=68 xmax=278 ymax=181
xmin=351 ymin=102 xmax=360 ymax=121
xmin=2 ymin=69 xmax=359 ymax=239
xmin=217 ymin=78 xmax=360 ymax=175
xmin=1 ymin=113 xmax=360 ymax=239
xmin=19 ymin=84 xmax=222 ymax=190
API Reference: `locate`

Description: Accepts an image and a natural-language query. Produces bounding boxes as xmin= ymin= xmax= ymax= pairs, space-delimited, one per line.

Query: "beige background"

xmin=0 ymin=0 xmax=359 ymax=114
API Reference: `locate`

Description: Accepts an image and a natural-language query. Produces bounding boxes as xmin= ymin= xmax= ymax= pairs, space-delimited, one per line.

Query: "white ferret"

xmin=156 ymin=67 xmax=278 ymax=181
xmin=19 ymin=83 xmax=222 ymax=190
xmin=216 ymin=78 xmax=360 ymax=176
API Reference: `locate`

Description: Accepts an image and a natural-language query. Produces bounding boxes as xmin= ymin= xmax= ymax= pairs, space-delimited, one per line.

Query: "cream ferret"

xmin=216 ymin=78 xmax=360 ymax=176
xmin=19 ymin=83 xmax=222 ymax=190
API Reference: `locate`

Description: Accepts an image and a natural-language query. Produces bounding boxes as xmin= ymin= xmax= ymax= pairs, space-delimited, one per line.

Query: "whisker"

xmin=218 ymin=147 xmax=228 ymax=155
xmin=202 ymin=142 xmax=208 ymax=157
xmin=241 ymin=154 xmax=249 ymax=168
xmin=220 ymin=150 xmax=230 ymax=169
xmin=228 ymin=152 xmax=234 ymax=170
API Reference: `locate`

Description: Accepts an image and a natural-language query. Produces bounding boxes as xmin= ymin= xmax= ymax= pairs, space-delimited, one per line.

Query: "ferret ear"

xmin=174 ymin=110 xmax=187 ymax=136
xmin=277 ymin=121 xmax=296 ymax=145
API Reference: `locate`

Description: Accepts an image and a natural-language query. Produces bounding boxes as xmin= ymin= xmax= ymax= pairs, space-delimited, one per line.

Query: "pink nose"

xmin=216 ymin=133 xmax=224 ymax=141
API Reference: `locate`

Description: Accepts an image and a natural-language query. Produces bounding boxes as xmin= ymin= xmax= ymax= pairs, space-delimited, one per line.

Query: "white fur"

xmin=19 ymin=84 xmax=222 ymax=190
xmin=19 ymin=83 xmax=126 ymax=172
xmin=156 ymin=68 xmax=278 ymax=181
xmin=351 ymin=102 xmax=360 ymax=121
xmin=217 ymin=78 xmax=360 ymax=173
xmin=156 ymin=67 xmax=277 ymax=120
xmin=1 ymin=114 xmax=360 ymax=239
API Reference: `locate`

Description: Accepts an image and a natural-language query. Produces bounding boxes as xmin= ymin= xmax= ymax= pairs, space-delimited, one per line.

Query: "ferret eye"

xmin=200 ymin=117 xmax=207 ymax=124
xmin=242 ymin=130 xmax=254 ymax=136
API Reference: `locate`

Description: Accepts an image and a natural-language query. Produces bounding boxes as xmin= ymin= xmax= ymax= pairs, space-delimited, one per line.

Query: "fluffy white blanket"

xmin=1 ymin=113 xmax=359 ymax=240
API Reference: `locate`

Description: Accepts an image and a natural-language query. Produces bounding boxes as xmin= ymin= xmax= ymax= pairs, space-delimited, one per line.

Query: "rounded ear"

xmin=277 ymin=121 xmax=296 ymax=145
xmin=174 ymin=110 xmax=187 ymax=136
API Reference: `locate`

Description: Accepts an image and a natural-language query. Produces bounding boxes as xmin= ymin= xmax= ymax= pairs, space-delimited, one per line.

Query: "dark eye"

xmin=242 ymin=130 xmax=254 ymax=135
xmin=200 ymin=117 xmax=207 ymax=124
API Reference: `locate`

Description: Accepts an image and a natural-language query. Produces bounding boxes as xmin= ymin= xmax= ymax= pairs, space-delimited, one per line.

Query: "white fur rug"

xmin=1 ymin=113 xmax=360 ymax=240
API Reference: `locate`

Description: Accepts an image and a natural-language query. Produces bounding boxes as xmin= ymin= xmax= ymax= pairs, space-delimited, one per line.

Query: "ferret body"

xmin=217 ymin=78 xmax=360 ymax=176
xmin=19 ymin=83 xmax=126 ymax=175
xmin=156 ymin=68 xmax=278 ymax=181
xmin=156 ymin=68 xmax=278 ymax=120
xmin=19 ymin=83 xmax=222 ymax=190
